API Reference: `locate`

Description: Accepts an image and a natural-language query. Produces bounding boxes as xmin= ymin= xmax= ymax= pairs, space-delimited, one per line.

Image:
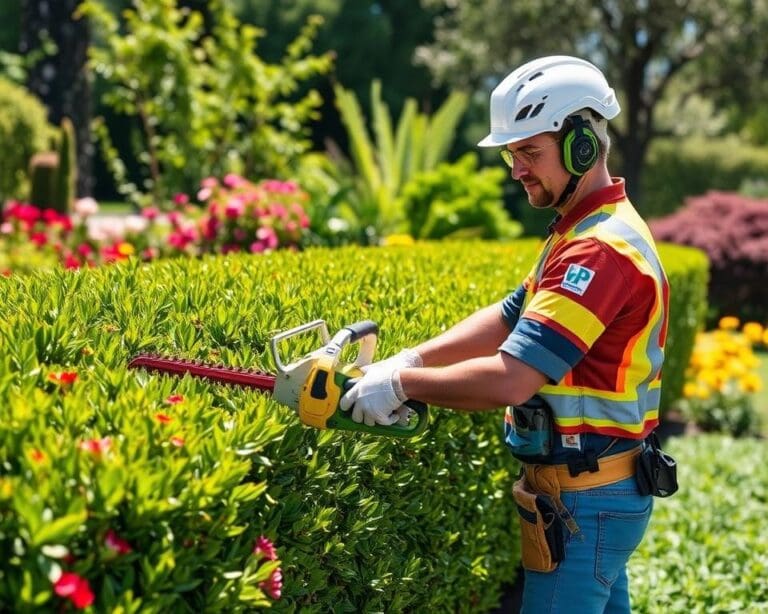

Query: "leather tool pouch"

xmin=636 ymin=432 xmax=679 ymax=497
xmin=512 ymin=477 xmax=565 ymax=572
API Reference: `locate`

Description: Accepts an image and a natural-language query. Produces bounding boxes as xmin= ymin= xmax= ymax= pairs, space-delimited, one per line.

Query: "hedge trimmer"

xmin=128 ymin=319 xmax=429 ymax=438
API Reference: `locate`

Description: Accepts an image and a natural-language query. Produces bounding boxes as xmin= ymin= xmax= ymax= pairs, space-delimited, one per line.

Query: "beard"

xmin=522 ymin=178 xmax=557 ymax=209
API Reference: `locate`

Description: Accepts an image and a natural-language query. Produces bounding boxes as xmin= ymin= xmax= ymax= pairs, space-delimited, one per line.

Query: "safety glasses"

xmin=500 ymin=140 xmax=558 ymax=169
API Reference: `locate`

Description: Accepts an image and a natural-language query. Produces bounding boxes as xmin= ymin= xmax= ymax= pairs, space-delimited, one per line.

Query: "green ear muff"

xmin=562 ymin=115 xmax=599 ymax=176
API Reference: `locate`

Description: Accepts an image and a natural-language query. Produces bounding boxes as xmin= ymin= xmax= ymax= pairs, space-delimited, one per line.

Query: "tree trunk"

xmin=618 ymin=137 xmax=647 ymax=211
xmin=20 ymin=0 xmax=93 ymax=197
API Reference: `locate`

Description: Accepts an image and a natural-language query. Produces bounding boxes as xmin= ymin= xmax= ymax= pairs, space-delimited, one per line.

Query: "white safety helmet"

xmin=478 ymin=55 xmax=620 ymax=147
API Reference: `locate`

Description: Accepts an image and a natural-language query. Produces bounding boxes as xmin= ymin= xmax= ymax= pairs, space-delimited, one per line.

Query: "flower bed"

xmin=0 ymin=176 xmax=310 ymax=275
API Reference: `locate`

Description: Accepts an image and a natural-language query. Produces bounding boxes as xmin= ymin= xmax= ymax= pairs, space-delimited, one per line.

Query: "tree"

xmin=228 ymin=1 xmax=442 ymax=152
xmin=416 ymin=0 xmax=768 ymax=208
xmin=20 ymin=0 xmax=94 ymax=197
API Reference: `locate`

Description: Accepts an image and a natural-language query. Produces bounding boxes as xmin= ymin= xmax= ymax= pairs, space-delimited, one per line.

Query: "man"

xmin=340 ymin=55 xmax=669 ymax=613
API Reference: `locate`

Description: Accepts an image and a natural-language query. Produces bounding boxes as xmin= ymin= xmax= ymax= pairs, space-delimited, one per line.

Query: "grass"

xmin=98 ymin=201 xmax=135 ymax=214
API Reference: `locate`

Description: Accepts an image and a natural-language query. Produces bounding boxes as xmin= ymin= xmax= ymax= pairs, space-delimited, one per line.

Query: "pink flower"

xmin=201 ymin=177 xmax=218 ymax=189
xmin=197 ymin=187 xmax=213 ymax=202
xmin=63 ymin=254 xmax=82 ymax=270
xmin=54 ymin=572 xmax=95 ymax=609
xmin=250 ymin=241 xmax=266 ymax=254
xmin=166 ymin=394 xmax=184 ymax=405
xmin=105 ymin=529 xmax=133 ymax=554
xmin=141 ymin=206 xmax=160 ymax=220
xmin=173 ymin=193 xmax=189 ymax=206
xmin=259 ymin=568 xmax=283 ymax=600
xmin=224 ymin=197 xmax=245 ymax=218
xmin=105 ymin=530 xmax=132 ymax=554
xmin=78 ymin=437 xmax=111 ymax=456
xmin=77 ymin=243 xmax=93 ymax=257
xmin=256 ymin=227 xmax=279 ymax=250
xmin=253 ymin=535 xmax=278 ymax=561
xmin=74 ymin=197 xmax=99 ymax=217
xmin=223 ymin=173 xmax=245 ymax=188
xmin=170 ymin=435 xmax=185 ymax=447
xmin=30 ymin=232 xmax=47 ymax=246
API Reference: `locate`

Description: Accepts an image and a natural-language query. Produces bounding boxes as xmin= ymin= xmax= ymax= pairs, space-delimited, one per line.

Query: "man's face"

xmin=503 ymin=134 xmax=567 ymax=209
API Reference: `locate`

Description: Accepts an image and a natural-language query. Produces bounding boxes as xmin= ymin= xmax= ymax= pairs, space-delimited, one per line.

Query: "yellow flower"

xmin=718 ymin=316 xmax=740 ymax=330
xmin=381 ymin=234 xmax=415 ymax=247
xmin=742 ymin=322 xmax=764 ymax=344
xmin=117 ymin=242 xmax=135 ymax=256
xmin=739 ymin=373 xmax=763 ymax=393
xmin=683 ymin=382 xmax=698 ymax=398
xmin=696 ymin=385 xmax=711 ymax=400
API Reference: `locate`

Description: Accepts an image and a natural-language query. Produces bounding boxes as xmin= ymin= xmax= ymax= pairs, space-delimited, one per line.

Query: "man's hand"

xmin=361 ymin=348 xmax=423 ymax=375
xmin=339 ymin=368 xmax=408 ymax=426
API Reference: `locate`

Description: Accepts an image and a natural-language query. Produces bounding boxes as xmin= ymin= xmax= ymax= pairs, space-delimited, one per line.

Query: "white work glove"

xmin=360 ymin=348 xmax=423 ymax=375
xmin=339 ymin=368 xmax=409 ymax=426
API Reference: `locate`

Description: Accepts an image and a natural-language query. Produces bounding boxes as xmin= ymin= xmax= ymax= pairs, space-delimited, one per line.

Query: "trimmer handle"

xmin=330 ymin=377 xmax=429 ymax=439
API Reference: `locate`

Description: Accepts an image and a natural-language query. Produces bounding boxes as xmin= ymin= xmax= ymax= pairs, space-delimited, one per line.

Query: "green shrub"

xmin=630 ymin=434 xmax=768 ymax=612
xmin=79 ymin=0 xmax=332 ymax=207
xmin=0 ymin=240 xmax=708 ymax=610
xmin=0 ymin=242 xmax=541 ymax=611
xmin=0 ymin=77 xmax=55 ymax=202
xmin=658 ymin=243 xmax=710 ymax=414
xmin=397 ymin=153 xmax=522 ymax=240
xmin=642 ymin=135 xmax=768 ymax=219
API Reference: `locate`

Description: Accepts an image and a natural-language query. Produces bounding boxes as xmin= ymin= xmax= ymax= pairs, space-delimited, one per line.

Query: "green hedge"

xmin=642 ymin=135 xmax=768 ymax=219
xmin=630 ymin=434 xmax=768 ymax=612
xmin=0 ymin=240 xmax=707 ymax=611
xmin=658 ymin=243 xmax=710 ymax=414
xmin=0 ymin=77 xmax=56 ymax=202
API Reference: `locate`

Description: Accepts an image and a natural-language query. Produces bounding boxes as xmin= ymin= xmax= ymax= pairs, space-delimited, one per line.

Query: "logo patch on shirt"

xmin=561 ymin=433 xmax=582 ymax=449
xmin=561 ymin=264 xmax=595 ymax=296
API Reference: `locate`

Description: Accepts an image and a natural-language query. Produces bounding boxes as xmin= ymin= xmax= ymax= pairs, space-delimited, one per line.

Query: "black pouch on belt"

xmin=636 ymin=432 xmax=679 ymax=497
xmin=506 ymin=395 xmax=555 ymax=464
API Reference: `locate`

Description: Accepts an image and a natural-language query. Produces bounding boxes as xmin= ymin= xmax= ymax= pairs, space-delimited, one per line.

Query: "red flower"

xmin=259 ymin=568 xmax=283 ymax=600
xmin=54 ymin=572 xmax=95 ymax=609
xmin=253 ymin=535 xmax=278 ymax=561
xmin=30 ymin=449 xmax=45 ymax=463
xmin=48 ymin=371 xmax=78 ymax=385
xmin=154 ymin=413 xmax=172 ymax=424
xmin=105 ymin=529 xmax=133 ymax=554
xmin=78 ymin=437 xmax=111 ymax=456
xmin=165 ymin=394 xmax=184 ymax=405
xmin=63 ymin=253 xmax=82 ymax=269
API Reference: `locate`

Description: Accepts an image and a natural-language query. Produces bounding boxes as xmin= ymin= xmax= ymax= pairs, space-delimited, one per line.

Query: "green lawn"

xmin=98 ymin=201 xmax=135 ymax=214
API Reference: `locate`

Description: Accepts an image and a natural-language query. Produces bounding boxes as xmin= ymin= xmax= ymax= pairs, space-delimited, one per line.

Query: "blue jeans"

xmin=521 ymin=476 xmax=653 ymax=614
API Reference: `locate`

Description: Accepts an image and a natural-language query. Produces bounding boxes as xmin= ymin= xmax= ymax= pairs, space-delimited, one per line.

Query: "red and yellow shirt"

xmin=500 ymin=179 xmax=669 ymax=439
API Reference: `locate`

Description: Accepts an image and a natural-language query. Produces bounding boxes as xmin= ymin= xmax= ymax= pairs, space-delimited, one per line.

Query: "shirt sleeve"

xmin=499 ymin=238 xmax=632 ymax=382
xmin=500 ymin=282 xmax=528 ymax=329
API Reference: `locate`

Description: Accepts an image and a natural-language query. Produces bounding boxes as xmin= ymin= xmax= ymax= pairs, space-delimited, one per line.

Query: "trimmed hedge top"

xmin=0 ymin=240 xmax=707 ymax=611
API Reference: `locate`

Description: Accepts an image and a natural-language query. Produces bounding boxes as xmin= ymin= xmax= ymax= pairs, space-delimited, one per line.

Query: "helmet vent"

xmin=515 ymin=105 xmax=533 ymax=121
xmin=528 ymin=71 xmax=544 ymax=81
xmin=529 ymin=102 xmax=545 ymax=118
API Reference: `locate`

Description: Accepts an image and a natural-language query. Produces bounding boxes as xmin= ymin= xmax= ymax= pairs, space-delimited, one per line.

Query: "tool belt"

xmin=512 ymin=447 xmax=642 ymax=573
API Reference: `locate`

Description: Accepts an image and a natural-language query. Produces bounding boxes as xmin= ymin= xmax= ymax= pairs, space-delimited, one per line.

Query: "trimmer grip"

xmin=344 ymin=320 xmax=379 ymax=343
xmin=332 ymin=377 xmax=429 ymax=438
